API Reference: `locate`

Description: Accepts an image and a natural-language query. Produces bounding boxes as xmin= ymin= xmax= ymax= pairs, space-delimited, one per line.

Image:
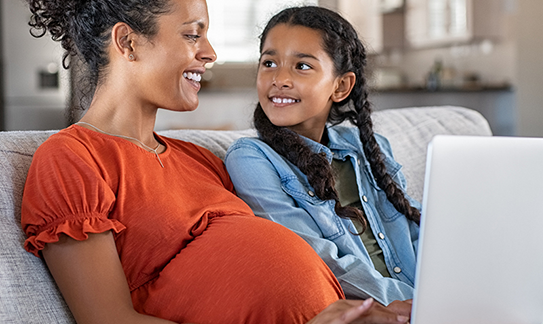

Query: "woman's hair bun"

xmin=27 ymin=0 xmax=78 ymax=67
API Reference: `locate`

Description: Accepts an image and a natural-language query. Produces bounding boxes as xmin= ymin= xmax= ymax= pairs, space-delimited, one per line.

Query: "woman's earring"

xmin=128 ymin=54 xmax=135 ymax=61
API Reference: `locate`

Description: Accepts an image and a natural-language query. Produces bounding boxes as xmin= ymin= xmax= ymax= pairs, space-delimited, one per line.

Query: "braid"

xmin=254 ymin=105 xmax=367 ymax=232
xmin=353 ymin=91 xmax=421 ymax=224
xmin=256 ymin=6 xmax=420 ymax=229
xmin=339 ymin=24 xmax=421 ymax=224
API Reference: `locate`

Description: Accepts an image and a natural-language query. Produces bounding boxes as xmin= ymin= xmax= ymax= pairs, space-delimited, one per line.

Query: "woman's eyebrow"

xmin=183 ymin=20 xmax=206 ymax=29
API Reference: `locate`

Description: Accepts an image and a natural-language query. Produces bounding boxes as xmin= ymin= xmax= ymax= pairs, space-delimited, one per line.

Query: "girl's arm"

xmin=225 ymin=140 xmax=414 ymax=305
xmin=42 ymin=232 xmax=176 ymax=324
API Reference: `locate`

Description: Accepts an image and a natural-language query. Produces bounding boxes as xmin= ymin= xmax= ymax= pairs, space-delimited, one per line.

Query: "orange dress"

xmin=21 ymin=125 xmax=344 ymax=324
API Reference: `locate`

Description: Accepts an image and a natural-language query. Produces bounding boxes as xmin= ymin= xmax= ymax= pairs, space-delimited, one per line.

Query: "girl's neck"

xmin=288 ymin=125 xmax=326 ymax=144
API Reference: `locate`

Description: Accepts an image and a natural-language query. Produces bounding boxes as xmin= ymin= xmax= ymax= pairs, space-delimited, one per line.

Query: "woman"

xmin=21 ymin=0 xmax=409 ymax=323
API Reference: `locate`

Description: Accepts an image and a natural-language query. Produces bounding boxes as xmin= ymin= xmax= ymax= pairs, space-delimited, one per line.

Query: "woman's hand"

xmin=308 ymin=298 xmax=409 ymax=324
xmin=386 ymin=299 xmax=412 ymax=318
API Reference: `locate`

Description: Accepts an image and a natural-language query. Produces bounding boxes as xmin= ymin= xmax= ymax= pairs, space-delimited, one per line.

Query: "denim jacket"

xmin=225 ymin=125 xmax=421 ymax=305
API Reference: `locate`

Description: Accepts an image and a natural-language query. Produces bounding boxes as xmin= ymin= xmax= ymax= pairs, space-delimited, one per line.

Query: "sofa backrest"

xmin=0 ymin=106 xmax=491 ymax=323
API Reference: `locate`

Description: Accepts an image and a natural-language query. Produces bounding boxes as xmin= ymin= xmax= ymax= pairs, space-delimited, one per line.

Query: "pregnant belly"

xmin=132 ymin=215 xmax=343 ymax=324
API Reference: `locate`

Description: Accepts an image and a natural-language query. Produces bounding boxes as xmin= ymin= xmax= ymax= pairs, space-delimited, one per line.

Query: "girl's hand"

xmin=308 ymin=298 xmax=410 ymax=324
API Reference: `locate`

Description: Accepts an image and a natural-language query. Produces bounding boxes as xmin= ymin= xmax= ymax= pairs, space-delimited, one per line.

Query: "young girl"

xmin=225 ymin=6 xmax=421 ymax=306
xmin=20 ymin=0 xmax=410 ymax=323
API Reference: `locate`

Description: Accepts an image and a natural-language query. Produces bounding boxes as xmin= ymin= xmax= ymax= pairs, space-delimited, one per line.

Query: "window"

xmin=206 ymin=0 xmax=318 ymax=63
xmin=428 ymin=0 xmax=468 ymax=39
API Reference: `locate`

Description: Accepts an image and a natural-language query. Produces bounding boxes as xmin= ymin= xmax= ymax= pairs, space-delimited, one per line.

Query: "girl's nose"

xmin=272 ymin=68 xmax=292 ymax=88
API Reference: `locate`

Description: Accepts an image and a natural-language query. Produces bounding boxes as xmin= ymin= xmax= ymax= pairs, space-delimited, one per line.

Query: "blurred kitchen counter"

xmin=370 ymin=84 xmax=516 ymax=136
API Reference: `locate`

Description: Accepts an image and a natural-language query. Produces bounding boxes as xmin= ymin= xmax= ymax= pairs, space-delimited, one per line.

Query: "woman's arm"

xmin=42 ymin=232 xmax=176 ymax=324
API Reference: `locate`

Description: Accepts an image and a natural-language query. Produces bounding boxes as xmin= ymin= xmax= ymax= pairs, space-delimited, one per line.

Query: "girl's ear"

xmin=111 ymin=22 xmax=137 ymax=62
xmin=331 ymin=72 xmax=356 ymax=103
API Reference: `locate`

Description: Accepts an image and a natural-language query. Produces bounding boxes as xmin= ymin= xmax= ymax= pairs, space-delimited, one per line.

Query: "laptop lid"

xmin=411 ymin=135 xmax=543 ymax=324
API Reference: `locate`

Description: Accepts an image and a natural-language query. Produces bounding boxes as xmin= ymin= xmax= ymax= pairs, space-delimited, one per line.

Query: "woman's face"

xmin=134 ymin=0 xmax=216 ymax=112
xmin=257 ymin=24 xmax=341 ymax=142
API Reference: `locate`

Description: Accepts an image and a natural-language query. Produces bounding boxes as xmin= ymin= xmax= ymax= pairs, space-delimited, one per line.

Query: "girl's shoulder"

xmin=227 ymin=136 xmax=274 ymax=155
xmin=225 ymin=136 xmax=286 ymax=165
xmin=328 ymin=125 xmax=393 ymax=152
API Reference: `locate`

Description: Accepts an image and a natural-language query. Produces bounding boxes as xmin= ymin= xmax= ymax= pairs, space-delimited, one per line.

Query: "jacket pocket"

xmin=281 ymin=176 xmax=345 ymax=240
xmin=375 ymin=191 xmax=405 ymax=222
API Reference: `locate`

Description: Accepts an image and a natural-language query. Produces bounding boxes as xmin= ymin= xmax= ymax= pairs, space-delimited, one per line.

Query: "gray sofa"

xmin=0 ymin=106 xmax=492 ymax=323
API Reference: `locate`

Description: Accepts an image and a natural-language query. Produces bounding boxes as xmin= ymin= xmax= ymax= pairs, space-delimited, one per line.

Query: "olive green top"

xmin=331 ymin=158 xmax=391 ymax=278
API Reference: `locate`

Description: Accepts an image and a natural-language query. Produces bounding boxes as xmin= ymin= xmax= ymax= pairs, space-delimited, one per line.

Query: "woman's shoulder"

xmin=158 ymin=135 xmax=226 ymax=166
xmin=34 ymin=125 xmax=98 ymax=159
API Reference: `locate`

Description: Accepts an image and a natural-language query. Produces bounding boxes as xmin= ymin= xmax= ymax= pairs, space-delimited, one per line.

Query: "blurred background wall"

xmin=2 ymin=0 xmax=542 ymax=137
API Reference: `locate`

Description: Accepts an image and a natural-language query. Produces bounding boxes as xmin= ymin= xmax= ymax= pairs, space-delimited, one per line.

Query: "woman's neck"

xmin=77 ymin=86 xmax=159 ymax=147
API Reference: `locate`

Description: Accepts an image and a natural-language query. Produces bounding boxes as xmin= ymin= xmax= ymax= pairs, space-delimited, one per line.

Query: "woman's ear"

xmin=111 ymin=22 xmax=136 ymax=62
xmin=331 ymin=72 xmax=356 ymax=103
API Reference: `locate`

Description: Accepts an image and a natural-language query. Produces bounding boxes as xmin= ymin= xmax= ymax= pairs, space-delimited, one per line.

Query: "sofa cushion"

xmin=372 ymin=106 xmax=492 ymax=202
xmin=0 ymin=131 xmax=75 ymax=323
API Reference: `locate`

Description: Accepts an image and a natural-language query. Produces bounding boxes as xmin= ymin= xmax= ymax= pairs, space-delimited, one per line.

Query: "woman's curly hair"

xmin=254 ymin=6 xmax=420 ymax=232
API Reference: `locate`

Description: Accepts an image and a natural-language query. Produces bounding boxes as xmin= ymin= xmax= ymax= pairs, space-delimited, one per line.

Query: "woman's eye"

xmin=297 ymin=63 xmax=311 ymax=70
xmin=185 ymin=34 xmax=201 ymax=41
xmin=262 ymin=60 xmax=277 ymax=68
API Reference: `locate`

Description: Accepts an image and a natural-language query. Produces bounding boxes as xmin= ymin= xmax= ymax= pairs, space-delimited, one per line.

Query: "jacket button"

xmin=320 ymin=152 xmax=327 ymax=157
xmin=378 ymin=233 xmax=385 ymax=240
xmin=308 ymin=190 xmax=315 ymax=197
xmin=357 ymin=159 xmax=361 ymax=165
xmin=362 ymin=195 xmax=368 ymax=202
xmin=393 ymin=267 xmax=402 ymax=274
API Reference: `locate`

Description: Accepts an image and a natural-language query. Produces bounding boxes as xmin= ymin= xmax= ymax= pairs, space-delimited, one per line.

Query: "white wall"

xmin=515 ymin=0 xmax=543 ymax=137
xmin=2 ymin=0 xmax=69 ymax=130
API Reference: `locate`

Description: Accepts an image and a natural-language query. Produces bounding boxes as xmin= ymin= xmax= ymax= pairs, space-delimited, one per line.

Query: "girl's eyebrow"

xmin=261 ymin=49 xmax=319 ymax=61
xmin=261 ymin=49 xmax=276 ymax=56
xmin=294 ymin=52 xmax=319 ymax=61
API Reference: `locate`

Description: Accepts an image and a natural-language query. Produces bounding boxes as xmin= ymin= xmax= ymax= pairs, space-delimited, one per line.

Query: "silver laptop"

xmin=411 ymin=135 xmax=543 ymax=324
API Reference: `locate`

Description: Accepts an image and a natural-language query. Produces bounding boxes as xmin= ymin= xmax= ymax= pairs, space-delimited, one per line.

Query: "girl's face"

xmin=133 ymin=0 xmax=216 ymax=112
xmin=257 ymin=24 xmax=342 ymax=142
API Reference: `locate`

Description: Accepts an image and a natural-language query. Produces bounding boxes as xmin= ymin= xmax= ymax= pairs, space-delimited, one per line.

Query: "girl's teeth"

xmin=183 ymin=72 xmax=202 ymax=82
xmin=272 ymin=97 xmax=299 ymax=104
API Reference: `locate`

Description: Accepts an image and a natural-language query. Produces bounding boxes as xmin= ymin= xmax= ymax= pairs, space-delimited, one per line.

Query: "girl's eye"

xmin=262 ymin=60 xmax=277 ymax=68
xmin=297 ymin=63 xmax=311 ymax=70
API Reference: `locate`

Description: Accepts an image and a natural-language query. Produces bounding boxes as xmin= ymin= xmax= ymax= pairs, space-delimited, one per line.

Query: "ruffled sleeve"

xmin=24 ymin=215 xmax=126 ymax=257
xmin=21 ymin=131 xmax=126 ymax=257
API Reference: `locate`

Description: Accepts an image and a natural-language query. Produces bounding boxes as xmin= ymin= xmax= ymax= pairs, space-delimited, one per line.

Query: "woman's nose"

xmin=198 ymin=38 xmax=217 ymax=63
